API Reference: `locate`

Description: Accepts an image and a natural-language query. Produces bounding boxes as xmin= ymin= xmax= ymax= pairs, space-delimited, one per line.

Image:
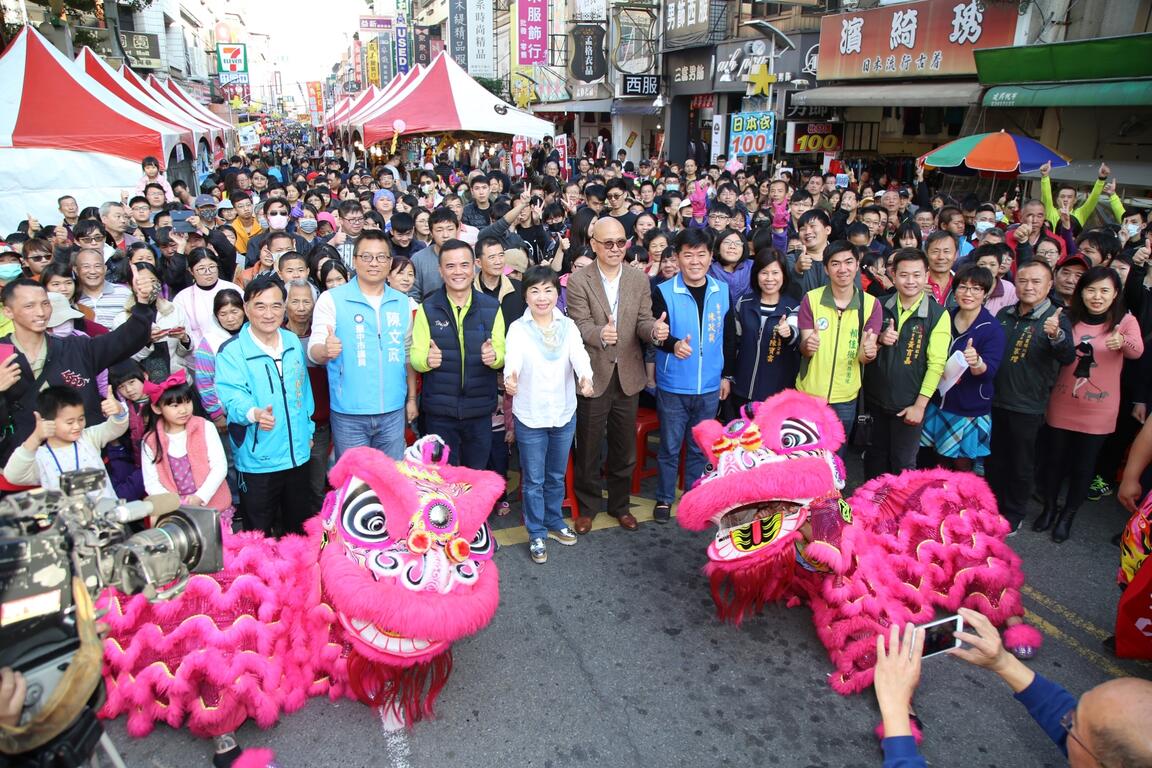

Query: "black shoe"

xmin=1032 ymin=506 xmax=1058 ymax=533
xmin=1051 ymin=508 xmax=1078 ymax=544
xmin=653 ymin=502 xmax=671 ymax=523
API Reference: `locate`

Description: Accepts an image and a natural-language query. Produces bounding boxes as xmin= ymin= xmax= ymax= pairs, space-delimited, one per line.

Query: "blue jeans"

xmin=330 ymin=409 xmax=407 ymax=461
xmin=515 ymin=416 xmax=576 ymax=540
xmin=656 ymin=389 xmax=720 ymax=504
xmin=829 ymin=400 xmax=857 ymax=459
xmin=424 ymin=413 xmax=493 ymax=470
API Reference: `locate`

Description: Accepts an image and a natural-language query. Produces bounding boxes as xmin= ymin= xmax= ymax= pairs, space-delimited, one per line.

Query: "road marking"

xmin=379 ymin=706 xmax=411 ymax=768
xmin=1022 ymin=585 xmax=1152 ymax=673
xmin=1023 ymin=609 xmax=1134 ymax=679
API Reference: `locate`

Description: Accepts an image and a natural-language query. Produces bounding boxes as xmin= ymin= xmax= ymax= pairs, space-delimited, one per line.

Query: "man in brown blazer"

xmin=567 ymin=218 xmax=670 ymax=533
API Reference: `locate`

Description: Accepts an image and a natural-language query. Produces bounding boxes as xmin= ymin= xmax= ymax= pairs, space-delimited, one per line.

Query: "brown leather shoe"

xmin=617 ymin=512 xmax=639 ymax=531
xmin=573 ymin=515 xmax=593 ymax=535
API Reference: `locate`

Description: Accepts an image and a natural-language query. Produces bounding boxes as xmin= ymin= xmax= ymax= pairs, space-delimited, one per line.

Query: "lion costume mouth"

xmin=711 ymin=500 xmax=806 ymax=561
xmin=337 ymin=612 xmax=446 ymax=659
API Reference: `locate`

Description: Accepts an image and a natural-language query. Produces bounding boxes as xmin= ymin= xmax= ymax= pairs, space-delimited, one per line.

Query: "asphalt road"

xmin=104 ymin=458 xmax=1151 ymax=768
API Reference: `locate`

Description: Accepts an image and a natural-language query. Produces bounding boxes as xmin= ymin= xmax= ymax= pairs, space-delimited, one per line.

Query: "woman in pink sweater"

xmin=1037 ymin=266 xmax=1143 ymax=543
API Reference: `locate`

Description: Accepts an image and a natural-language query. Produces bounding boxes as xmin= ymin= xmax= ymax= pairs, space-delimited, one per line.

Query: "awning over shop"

xmin=612 ymin=99 xmax=661 ymax=116
xmin=790 ymin=81 xmax=981 ymax=108
xmin=983 ymin=80 xmax=1152 ymax=108
xmin=530 ymin=98 xmax=612 ymax=113
xmin=976 ymin=33 xmax=1152 ymax=85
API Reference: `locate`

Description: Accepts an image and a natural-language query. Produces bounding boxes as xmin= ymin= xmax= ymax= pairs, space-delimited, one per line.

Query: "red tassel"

xmin=346 ymin=649 xmax=454 ymax=726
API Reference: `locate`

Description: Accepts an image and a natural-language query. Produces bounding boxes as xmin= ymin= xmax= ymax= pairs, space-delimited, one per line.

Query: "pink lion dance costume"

xmin=97 ymin=437 xmax=503 ymax=750
xmin=677 ymin=390 xmax=1042 ymax=695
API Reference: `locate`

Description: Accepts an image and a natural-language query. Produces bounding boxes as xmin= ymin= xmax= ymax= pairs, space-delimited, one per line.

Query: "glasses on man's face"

xmin=594 ymin=237 xmax=628 ymax=251
xmin=606 ymin=192 xmax=624 ymax=201
xmin=357 ymin=253 xmax=390 ymax=264
xmin=1060 ymin=710 xmax=1108 ymax=767
xmin=344 ymin=216 xmax=365 ymax=224
xmin=77 ymin=235 xmax=103 ymax=245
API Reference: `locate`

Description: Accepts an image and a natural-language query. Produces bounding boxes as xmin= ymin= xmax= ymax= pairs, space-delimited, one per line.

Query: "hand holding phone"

xmin=916 ymin=614 xmax=964 ymax=659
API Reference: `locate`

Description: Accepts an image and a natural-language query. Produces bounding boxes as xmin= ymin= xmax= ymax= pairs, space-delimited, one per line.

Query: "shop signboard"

xmin=517 ymin=0 xmax=548 ymax=65
xmin=414 ymin=27 xmax=431 ymax=65
xmin=571 ymin=24 xmax=608 ymax=83
xmin=663 ymin=0 xmax=709 ymax=52
xmin=622 ymin=75 xmax=660 ymax=97
xmin=786 ymin=122 xmax=843 ymax=153
xmin=467 ymin=0 xmax=495 ymax=77
xmin=728 ymin=111 xmax=775 ymax=157
xmin=120 ymin=31 xmax=162 ymax=69
xmin=667 ymin=48 xmax=714 ymax=96
xmin=817 ymin=0 xmax=1018 ymax=80
xmin=448 ymin=0 xmax=468 ymax=69
xmin=216 ymin=43 xmax=247 ymax=73
xmin=784 ymin=91 xmax=831 ymax=121
xmin=359 ymin=16 xmax=392 ymax=31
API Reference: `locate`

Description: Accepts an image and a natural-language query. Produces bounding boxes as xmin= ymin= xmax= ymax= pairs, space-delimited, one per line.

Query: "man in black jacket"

xmin=0 ymin=273 xmax=155 ymax=459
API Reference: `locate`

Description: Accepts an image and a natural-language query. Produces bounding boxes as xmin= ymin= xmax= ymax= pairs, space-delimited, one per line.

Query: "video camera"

xmin=0 ymin=469 xmax=223 ymax=724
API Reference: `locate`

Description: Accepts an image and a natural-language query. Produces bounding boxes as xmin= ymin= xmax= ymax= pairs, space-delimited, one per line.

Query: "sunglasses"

xmin=594 ymin=238 xmax=628 ymax=251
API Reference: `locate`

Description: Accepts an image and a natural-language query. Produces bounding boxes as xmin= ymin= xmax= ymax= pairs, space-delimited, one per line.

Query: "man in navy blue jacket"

xmin=874 ymin=608 xmax=1152 ymax=767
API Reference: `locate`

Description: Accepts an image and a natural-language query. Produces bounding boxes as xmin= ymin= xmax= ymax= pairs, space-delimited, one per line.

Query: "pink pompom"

xmin=233 ymin=748 xmax=277 ymax=768
xmin=1003 ymin=623 xmax=1044 ymax=655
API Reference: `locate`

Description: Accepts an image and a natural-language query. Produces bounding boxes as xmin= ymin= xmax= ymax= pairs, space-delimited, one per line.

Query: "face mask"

xmin=974 ymin=220 xmax=995 ymax=235
xmin=268 ymin=214 xmax=289 ymax=230
xmin=297 ymin=219 xmax=318 ymax=234
xmin=257 ymin=216 xmax=268 ymax=229
xmin=50 ymin=320 xmax=73 ymax=338
xmin=666 ymin=183 xmax=679 ymax=192
xmin=0 ymin=263 xmax=24 ymax=281
xmin=547 ymin=222 xmax=567 ymax=233
xmin=421 ymin=184 xmax=435 ymax=195
xmin=1126 ymin=223 xmax=1141 ymax=238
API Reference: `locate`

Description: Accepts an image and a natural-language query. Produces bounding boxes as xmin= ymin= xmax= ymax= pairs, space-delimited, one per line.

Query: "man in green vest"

xmin=862 ymin=248 xmax=952 ymax=479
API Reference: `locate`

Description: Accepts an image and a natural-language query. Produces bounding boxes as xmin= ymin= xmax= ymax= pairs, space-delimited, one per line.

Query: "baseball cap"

xmin=216 ymin=199 xmax=234 ymax=210
xmin=1056 ymin=253 xmax=1091 ymax=272
xmin=194 ymin=194 xmax=217 ymax=208
xmin=503 ymin=248 xmax=529 ymax=275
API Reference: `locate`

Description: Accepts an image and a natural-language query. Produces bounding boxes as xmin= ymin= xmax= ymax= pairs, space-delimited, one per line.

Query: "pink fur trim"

xmin=234 ymin=749 xmax=277 ymax=768
xmin=1003 ymin=623 xmax=1044 ymax=653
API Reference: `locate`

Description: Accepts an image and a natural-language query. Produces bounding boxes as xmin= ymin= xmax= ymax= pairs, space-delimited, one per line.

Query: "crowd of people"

xmin=0 ymin=138 xmax=1149 ymax=764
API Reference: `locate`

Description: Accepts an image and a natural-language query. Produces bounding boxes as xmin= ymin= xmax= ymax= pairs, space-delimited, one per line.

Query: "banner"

xmin=395 ymin=5 xmax=410 ymax=75
xmin=517 ymin=0 xmax=548 ymax=66
xmin=664 ymin=0 xmax=709 ymax=52
xmin=818 ymin=0 xmax=1018 ymax=81
xmin=786 ymin=122 xmax=844 ymax=154
xmin=467 ymin=0 xmax=495 ymax=78
xmin=414 ymin=27 xmax=431 ymax=65
xmin=351 ymin=36 xmax=363 ymax=88
xmin=364 ymin=38 xmax=381 ymax=88
xmin=728 ymin=111 xmax=775 ymax=158
xmin=511 ymin=136 xmax=528 ymax=178
xmin=509 ymin=2 xmax=535 ymax=107
xmin=448 ymin=0 xmax=468 ymax=70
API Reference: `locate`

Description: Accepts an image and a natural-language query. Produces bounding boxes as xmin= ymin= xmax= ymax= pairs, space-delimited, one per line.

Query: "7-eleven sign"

xmin=216 ymin=43 xmax=248 ymax=73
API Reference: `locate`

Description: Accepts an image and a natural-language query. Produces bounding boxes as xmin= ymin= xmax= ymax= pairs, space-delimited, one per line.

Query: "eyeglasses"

xmin=343 ymin=217 xmax=365 ymax=224
xmin=1060 ymin=710 xmax=1108 ymax=767
xmin=356 ymin=253 xmax=391 ymax=263
xmin=606 ymin=192 xmax=624 ymax=200
xmin=77 ymin=235 xmax=103 ymax=244
xmin=954 ymin=284 xmax=986 ymax=294
xmin=594 ymin=237 xmax=628 ymax=251
xmin=192 ymin=264 xmax=218 ymax=276
xmin=27 ymin=254 xmax=51 ymax=263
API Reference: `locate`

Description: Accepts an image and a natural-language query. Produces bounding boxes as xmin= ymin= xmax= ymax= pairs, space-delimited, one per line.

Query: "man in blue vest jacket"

xmin=410 ymin=239 xmax=506 ymax=470
xmin=217 ymin=275 xmax=315 ymax=536
xmin=650 ymin=227 xmax=738 ymax=523
xmin=308 ymin=231 xmax=415 ymax=461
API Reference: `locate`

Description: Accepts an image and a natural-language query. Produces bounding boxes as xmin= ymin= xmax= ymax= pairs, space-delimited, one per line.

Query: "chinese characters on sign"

xmin=467 ymin=0 xmax=495 ymax=78
xmin=664 ymin=0 xmax=710 ymax=50
xmin=786 ymin=122 xmax=843 ymax=153
xmin=448 ymin=0 xmax=469 ymax=70
xmin=359 ymin=16 xmax=392 ymax=30
xmin=818 ymin=0 xmax=1016 ymax=81
xmin=729 ymin=111 xmax=775 ymax=158
xmin=517 ymin=0 xmax=548 ymax=65
xmin=622 ymin=75 xmax=660 ymax=96
xmin=570 ymin=24 xmax=607 ymax=82
xmin=414 ymin=26 xmax=431 ymax=65
xmin=784 ymin=91 xmax=831 ymax=121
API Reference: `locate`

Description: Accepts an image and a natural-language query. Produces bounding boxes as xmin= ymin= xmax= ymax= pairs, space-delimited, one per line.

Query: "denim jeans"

xmin=424 ymin=414 xmax=493 ymax=470
xmin=516 ymin=416 xmax=577 ymax=540
xmin=330 ymin=409 xmax=407 ymax=461
xmin=828 ymin=400 xmax=857 ymax=459
xmin=656 ymin=389 xmax=720 ymax=504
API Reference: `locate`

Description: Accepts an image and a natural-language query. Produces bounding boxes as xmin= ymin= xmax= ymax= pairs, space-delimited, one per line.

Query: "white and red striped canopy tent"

xmin=0 ymin=27 xmax=190 ymax=233
xmin=151 ymin=75 xmax=234 ymax=155
xmin=119 ymin=66 xmax=225 ymax=151
xmin=358 ymin=53 xmax=553 ymax=147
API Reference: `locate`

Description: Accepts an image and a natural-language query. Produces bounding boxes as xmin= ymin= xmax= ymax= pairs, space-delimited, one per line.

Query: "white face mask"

xmin=1126 ymin=222 xmax=1141 ymax=238
xmin=974 ymin=220 xmax=995 ymax=235
xmin=297 ymin=218 xmax=318 ymax=234
xmin=268 ymin=214 xmax=289 ymax=230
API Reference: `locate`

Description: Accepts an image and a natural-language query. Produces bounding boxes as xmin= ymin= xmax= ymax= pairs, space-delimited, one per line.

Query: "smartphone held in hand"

xmin=916 ymin=614 xmax=963 ymax=659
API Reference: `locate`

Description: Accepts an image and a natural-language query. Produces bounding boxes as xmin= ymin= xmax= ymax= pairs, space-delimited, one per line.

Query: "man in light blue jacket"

xmin=217 ymin=275 xmax=315 ymax=536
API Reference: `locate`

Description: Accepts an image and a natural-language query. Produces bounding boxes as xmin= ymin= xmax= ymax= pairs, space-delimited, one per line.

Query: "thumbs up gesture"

xmin=34 ymin=412 xmax=55 ymax=442
xmin=1106 ymin=326 xmax=1126 ymax=351
xmin=861 ymin=328 xmax=878 ymax=360
xmin=674 ymin=333 xmax=693 ymax=360
xmin=797 ymin=251 xmax=813 ymax=274
xmin=504 ymin=370 xmax=519 ymax=396
xmin=802 ymin=330 xmax=820 ymax=357
xmin=427 ymin=340 xmax=443 ymax=369
xmin=1044 ymin=307 xmax=1063 ymax=339
xmin=963 ymin=337 xmax=982 ymax=369
xmin=879 ymin=318 xmax=899 ymax=346
xmin=256 ymin=405 xmax=275 ymax=431
xmin=101 ymin=386 xmax=122 ymax=419
xmin=324 ymin=325 xmax=342 ymax=359
xmin=775 ymin=314 xmax=792 ymax=339
xmin=652 ymin=312 xmax=670 ymax=343
xmin=601 ymin=315 xmax=618 ymax=346
xmin=481 ymin=336 xmax=496 ymax=366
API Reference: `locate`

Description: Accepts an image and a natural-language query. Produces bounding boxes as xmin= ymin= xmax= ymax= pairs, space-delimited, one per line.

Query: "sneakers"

xmin=1005 ymin=519 xmax=1024 ymax=538
xmin=548 ymin=526 xmax=578 ymax=546
xmin=1087 ymin=475 xmax=1112 ymax=501
xmin=653 ymin=502 xmax=671 ymax=523
xmin=529 ymin=538 xmax=547 ymax=564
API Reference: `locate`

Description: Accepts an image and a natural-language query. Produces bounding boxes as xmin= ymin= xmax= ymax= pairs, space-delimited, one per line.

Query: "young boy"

xmin=3 ymin=386 xmax=129 ymax=499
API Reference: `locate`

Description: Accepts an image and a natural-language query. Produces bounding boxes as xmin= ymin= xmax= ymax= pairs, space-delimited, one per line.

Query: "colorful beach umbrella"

xmin=919 ymin=130 xmax=1069 ymax=177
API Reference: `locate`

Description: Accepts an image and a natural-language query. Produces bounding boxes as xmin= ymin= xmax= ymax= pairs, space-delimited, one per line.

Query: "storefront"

xmin=976 ymin=33 xmax=1152 ymax=193
xmin=794 ymin=0 xmax=1022 ymax=173
xmin=664 ymin=47 xmax=715 ymax=166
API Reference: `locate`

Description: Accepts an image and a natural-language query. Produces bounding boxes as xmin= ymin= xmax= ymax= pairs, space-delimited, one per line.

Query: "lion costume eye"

xmin=341 ymin=484 xmax=390 ymax=543
xmin=779 ymin=418 xmax=820 ymax=450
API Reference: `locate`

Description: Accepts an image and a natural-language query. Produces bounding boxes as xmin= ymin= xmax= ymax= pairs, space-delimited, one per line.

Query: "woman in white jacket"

xmin=504 ymin=266 xmax=594 ymax=565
